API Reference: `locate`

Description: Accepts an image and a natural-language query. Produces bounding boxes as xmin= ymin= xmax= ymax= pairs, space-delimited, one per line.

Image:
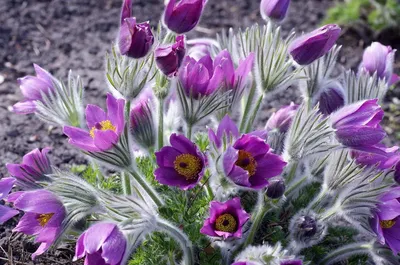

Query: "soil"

xmin=0 ymin=0 xmax=399 ymax=264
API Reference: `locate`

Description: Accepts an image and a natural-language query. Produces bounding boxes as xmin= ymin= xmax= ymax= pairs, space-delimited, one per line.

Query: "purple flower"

xmin=289 ymin=24 xmax=341 ymax=65
xmin=265 ymin=103 xmax=299 ymax=133
xmin=13 ymin=64 xmax=55 ymax=114
xmin=351 ymin=144 xmax=400 ymax=170
xmin=395 ymin=162 xmax=400 ymax=184
xmin=316 ymin=84 xmax=345 ymax=115
xmin=232 ymin=262 xmax=257 ymax=265
xmin=370 ymin=187 xmax=400 ymax=254
xmin=64 ymin=93 xmax=125 ymax=152
xmin=360 ymin=42 xmax=396 ymax=83
xmin=223 ymin=134 xmax=286 ymax=190
xmin=155 ymin=134 xmax=206 ymax=190
xmin=200 ymin=197 xmax=250 ymax=239
xmin=280 ymin=259 xmax=303 ymax=265
xmin=9 ymin=189 xmax=65 ymax=259
xmin=130 ymin=99 xmax=155 ymax=148
xmin=74 ymin=222 xmax=126 ymax=265
xmin=0 ymin=177 xmax=19 ymax=224
xmin=330 ymin=99 xmax=386 ymax=148
xmin=120 ymin=0 xmax=131 ymax=24
xmin=209 ymin=115 xmax=240 ymax=149
xmin=119 ymin=17 xmax=154 ymax=59
xmin=6 ymin=148 xmax=52 ymax=183
xmin=155 ymin=35 xmax=186 ymax=76
xmin=179 ymin=52 xmax=224 ymax=99
xmin=164 ymin=0 xmax=206 ymax=34
xmin=260 ymin=0 xmax=290 ymax=22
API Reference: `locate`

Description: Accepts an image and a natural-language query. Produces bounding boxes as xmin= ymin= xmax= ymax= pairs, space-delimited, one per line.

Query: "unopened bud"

xmin=266 ymin=179 xmax=285 ymax=199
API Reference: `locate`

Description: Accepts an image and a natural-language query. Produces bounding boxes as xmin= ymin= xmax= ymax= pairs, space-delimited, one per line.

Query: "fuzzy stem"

xmin=156 ymin=218 xmax=195 ymax=265
xmin=187 ymin=122 xmax=193 ymax=140
xmin=318 ymin=242 xmax=373 ymax=265
xmin=243 ymin=192 xmax=268 ymax=247
xmin=157 ymin=98 xmax=164 ymax=150
xmin=127 ymin=169 xmax=164 ymax=207
xmin=239 ymin=81 xmax=256 ymax=132
xmin=285 ymin=175 xmax=308 ymax=197
xmin=245 ymin=94 xmax=264 ymax=133
xmin=121 ymin=172 xmax=132 ymax=196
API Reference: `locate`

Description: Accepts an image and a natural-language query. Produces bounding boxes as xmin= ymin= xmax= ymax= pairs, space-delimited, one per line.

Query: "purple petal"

xmin=12 ymin=100 xmax=37 ymax=114
xmin=233 ymin=134 xmax=270 ymax=158
xmin=335 ymin=126 xmax=386 ymax=147
xmin=0 ymin=177 xmax=15 ymax=200
xmin=120 ymin=0 xmax=132 ymax=23
xmin=154 ymin=167 xmax=199 ymax=190
xmin=13 ymin=212 xmax=42 ymax=235
xmin=85 ymin=252 xmax=107 ymax=265
xmin=85 ymin=104 xmax=107 ymax=129
xmin=235 ymin=52 xmax=255 ymax=89
xmin=31 ymin=241 xmax=51 ymax=260
xmin=118 ymin=17 xmax=136 ymax=55
xmin=75 ymin=232 xmax=87 ymax=260
xmin=64 ymin=126 xmax=99 ymax=152
xmin=101 ymin=227 xmax=126 ymax=265
xmin=13 ymin=190 xmax=62 ymax=214
xmin=84 ymin=223 xmax=117 ymax=254
xmin=93 ymin=130 xmax=119 ymax=151
xmin=0 ymin=205 xmax=19 ymax=224
xmin=106 ymin=93 xmax=125 ymax=135
xmin=169 ymin=133 xmax=197 ymax=155
xmin=217 ymin=115 xmax=239 ymax=141
xmin=155 ymin=146 xmax=181 ymax=168
xmin=378 ymin=199 xmax=400 ymax=220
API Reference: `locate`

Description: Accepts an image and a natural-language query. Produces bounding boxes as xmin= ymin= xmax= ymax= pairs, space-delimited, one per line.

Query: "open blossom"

xmin=164 ymin=0 xmax=206 ymax=34
xmin=260 ymin=0 xmax=290 ymax=22
xmin=74 ymin=222 xmax=126 ymax=265
xmin=265 ymin=103 xmax=299 ymax=133
xmin=289 ymin=24 xmax=341 ymax=65
xmin=200 ymin=197 xmax=250 ymax=239
xmin=370 ymin=186 xmax=400 ymax=254
xmin=179 ymin=52 xmax=224 ymax=99
xmin=223 ymin=134 xmax=286 ymax=190
xmin=64 ymin=94 xmax=125 ymax=152
xmin=9 ymin=189 xmax=66 ymax=259
xmin=330 ymin=99 xmax=385 ymax=149
xmin=6 ymin=148 xmax=52 ymax=184
xmin=13 ymin=64 xmax=55 ymax=114
xmin=155 ymin=134 xmax=206 ymax=190
xmin=360 ymin=42 xmax=398 ymax=84
xmin=155 ymin=35 xmax=186 ymax=76
xmin=351 ymin=144 xmax=400 ymax=170
xmin=0 ymin=177 xmax=19 ymax=224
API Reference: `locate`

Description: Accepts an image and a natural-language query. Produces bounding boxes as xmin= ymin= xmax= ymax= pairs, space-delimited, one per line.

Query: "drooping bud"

xmin=130 ymin=100 xmax=156 ymax=149
xmin=155 ymin=35 xmax=186 ymax=76
xmin=289 ymin=210 xmax=326 ymax=248
xmin=119 ymin=18 xmax=154 ymax=59
xmin=266 ymin=178 xmax=286 ymax=199
xmin=289 ymin=24 xmax=341 ymax=65
xmin=315 ymin=81 xmax=345 ymax=115
xmin=265 ymin=103 xmax=299 ymax=133
xmin=164 ymin=0 xmax=206 ymax=34
xmin=260 ymin=0 xmax=290 ymax=22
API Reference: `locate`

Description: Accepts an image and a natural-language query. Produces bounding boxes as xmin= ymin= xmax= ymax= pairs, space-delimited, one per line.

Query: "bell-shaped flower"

xmin=330 ymin=99 xmax=386 ymax=149
xmin=265 ymin=103 xmax=299 ymax=133
xmin=0 ymin=177 xmax=19 ymax=224
xmin=6 ymin=147 xmax=52 ymax=184
xmin=200 ymin=197 xmax=250 ymax=239
xmin=351 ymin=144 xmax=400 ymax=170
xmin=178 ymin=53 xmax=224 ymax=99
xmin=155 ymin=35 xmax=186 ymax=76
xmin=360 ymin=42 xmax=397 ymax=84
xmin=13 ymin=64 xmax=55 ymax=114
xmin=64 ymin=93 xmax=125 ymax=152
xmin=155 ymin=134 xmax=206 ymax=190
xmin=223 ymin=134 xmax=286 ymax=190
xmin=260 ymin=0 xmax=290 ymax=22
xmin=119 ymin=17 xmax=154 ymax=59
xmin=289 ymin=24 xmax=341 ymax=65
xmin=74 ymin=222 xmax=126 ymax=265
xmin=370 ymin=186 xmax=400 ymax=254
xmin=130 ymin=99 xmax=155 ymax=149
xmin=9 ymin=189 xmax=66 ymax=259
xmin=164 ymin=0 xmax=206 ymax=34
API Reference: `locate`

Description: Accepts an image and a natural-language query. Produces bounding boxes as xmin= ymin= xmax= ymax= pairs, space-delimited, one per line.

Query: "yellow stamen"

xmin=37 ymin=213 xmax=55 ymax=227
xmin=89 ymin=120 xmax=116 ymax=138
xmin=235 ymin=150 xmax=257 ymax=177
xmin=215 ymin=213 xmax=237 ymax=233
xmin=173 ymin=154 xmax=202 ymax=180
xmin=380 ymin=219 xmax=396 ymax=229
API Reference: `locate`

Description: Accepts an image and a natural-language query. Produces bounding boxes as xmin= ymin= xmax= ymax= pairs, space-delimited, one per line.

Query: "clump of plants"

xmin=1 ymin=0 xmax=400 ymax=264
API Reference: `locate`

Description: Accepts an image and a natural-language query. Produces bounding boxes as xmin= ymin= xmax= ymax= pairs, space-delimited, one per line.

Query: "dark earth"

xmin=1 ymin=0 xmax=399 ymax=264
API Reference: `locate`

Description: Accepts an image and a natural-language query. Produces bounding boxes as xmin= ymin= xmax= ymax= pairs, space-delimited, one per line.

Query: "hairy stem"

xmin=240 ymin=81 xmax=256 ymax=132
xmin=245 ymin=94 xmax=264 ymax=133
xmin=318 ymin=242 xmax=372 ymax=265
xmin=127 ymin=169 xmax=164 ymax=207
xmin=121 ymin=172 xmax=132 ymax=196
xmin=157 ymin=98 xmax=164 ymax=150
xmin=243 ymin=192 xmax=268 ymax=247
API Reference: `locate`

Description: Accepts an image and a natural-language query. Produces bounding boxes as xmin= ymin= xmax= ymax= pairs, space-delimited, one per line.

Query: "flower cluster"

xmin=2 ymin=0 xmax=400 ymax=264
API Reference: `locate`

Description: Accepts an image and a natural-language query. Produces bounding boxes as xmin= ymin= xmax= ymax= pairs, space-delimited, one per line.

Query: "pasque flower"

xmin=179 ymin=52 xmax=224 ymax=99
xmin=119 ymin=17 xmax=154 ymax=59
xmin=155 ymin=35 xmax=186 ymax=76
xmin=316 ymin=82 xmax=345 ymax=115
xmin=209 ymin=115 xmax=240 ymax=149
xmin=164 ymin=0 xmax=206 ymax=34
xmin=289 ymin=24 xmax=341 ymax=65
xmin=130 ymin=99 xmax=155 ymax=149
xmin=6 ymin=148 xmax=52 ymax=184
xmin=360 ymin=42 xmax=398 ymax=84
xmin=0 ymin=177 xmax=19 ymax=224
xmin=200 ymin=197 xmax=250 ymax=239
xmin=74 ymin=222 xmax=126 ymax=265
xmin=280 ymin=259 xmax=303 ymax=265
xmin=260 ymin=0 xmax=290 ymax=22
xmin=155 ymin=134 xmax=206 ymax=190
xmin=13 ymin=64 xmax=55 ymax=114
xmin=330 ymin=99 xmax=385 ymax=149
xmin=265 ymin=103 xmax=299 ymax=133
xmin=395 ymin=162 xmax=400 ymax=184
xmin=370 ymin=186 xmax=400 ymax=254
xmin=9 ymin=189 xmax=66 ymax=259
xmin=232 ymin=262 xmax=258 ymax=265
xmin=64 ymin=93 xmax=125 ymax=152
xmin=351 ymin=144 xmax=400 ymax=170
xmin=223 ymin=134 xmax=286 ymax=189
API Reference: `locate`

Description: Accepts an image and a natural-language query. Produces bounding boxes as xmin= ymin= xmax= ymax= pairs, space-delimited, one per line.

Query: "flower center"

xmin=37 ymin=213 xmax=55 ymax=227
xmin=173 ymin=154 xmax=202 ymax=180
xmin=89 ymin=120 xmax=116 ymax=138
xmin=380 ymin=219 xmax=396 ymax=229
xmin=235 ymin=150 xmax=257 ymax=177
xmin=215 ymin=213 xmax=237 ymax=233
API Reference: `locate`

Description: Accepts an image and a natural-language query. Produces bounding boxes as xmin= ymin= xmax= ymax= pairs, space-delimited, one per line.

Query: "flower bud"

xmin=164 ymin=0 xmax=206 ymax=34
xmin=265 ymin=102 xmax=299 ymax=133
xmin=289 ymin=24 xmax=341 ymax=65
xmin=289 ymin=210 xmax=326 ymax=247
xmin=316 ymin=81 xmax=345 ymax=115
xmin=260 ymin=0 xmax=290 ymax=22
xmin=130 ymin=100 xmax=155 ymax=149
xmin=119 ymin=18 xmax=154 ymax=59
xmin=266 ymin=178 xmax=285 ymax=199
xmin=155 ymin=35 xmax=186 ymax=76
xmin=120 ymin=0 xmax=132 ymax=24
